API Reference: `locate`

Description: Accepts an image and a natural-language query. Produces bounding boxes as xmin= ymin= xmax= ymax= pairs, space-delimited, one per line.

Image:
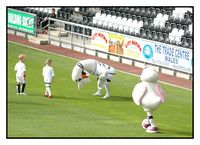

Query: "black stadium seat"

xmin=144 ymin=8 xmax=151 ymax=17
xmin=110 ymin=11 xmax=115 ymax=16
xmin=146 ymin=29 xmax=153 ymax=40
xmin=126 ymin=14 xmax=132 ymax=19
xmin=140 ymin=28 xmax=146 ymax=38
xmin=118 ymin=7 xmax=124 ymax=13
xmin=132 ymin=15 xmax=137 ymax=21
xmin=163 ymin=33 xmax=170 ymax=44
xmin=165 ymin=22 xmax=172 ymax=33
xmin=150 ymin=8 xmax=157 ymax=18
xmin=57 ymin=9 xmax=62 ymax=18
xmin=123 ymin=7 xmax=129 ymax=13
xmin=152 ymin=31 xmax=158 ymax=41
xmin=134 ymin=8 xmax=140 ymax=15
xmin=64 ymin=24 xmax=71 ymax=31
xmin=157 ymin=32 xmax=164 ymax=42
xmin=181 ymin=37 xmax=189 ymax=48
xmin=139 ymin=8 xmax=146 ymax=17
xmin=143 ymin=17 xmax=149 ymax=29
xmin=128 ymin=8 xmax=135 ymax=15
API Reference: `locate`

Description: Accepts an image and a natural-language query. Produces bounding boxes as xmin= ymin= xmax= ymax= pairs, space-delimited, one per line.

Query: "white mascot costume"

xmin=72 ymin=59 xmax=116 ymax=99
xmin=132 ymin=66 xmax=166 ymax=133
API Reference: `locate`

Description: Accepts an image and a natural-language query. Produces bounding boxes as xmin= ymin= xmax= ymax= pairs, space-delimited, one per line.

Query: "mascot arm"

xmin=156 ymin=84 xmax=166 ymax=103
xmin=132 ymin=83 xmax=147 ymax=106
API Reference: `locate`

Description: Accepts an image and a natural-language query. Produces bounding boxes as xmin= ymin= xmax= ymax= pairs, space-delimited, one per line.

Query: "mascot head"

xmin=72 ymin=65 xmax=82 ymax=82
xmin=72 ymin=64 xmax=90 ymax=90
xmin=140 ymin=65 xmax=159 ymax=82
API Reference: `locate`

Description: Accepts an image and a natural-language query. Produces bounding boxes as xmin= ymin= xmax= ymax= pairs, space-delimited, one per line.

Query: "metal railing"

xmin=46 ymin=17 xmax=192 ymax=78
xmin=7 ymin=12 xmax=192 ymax=78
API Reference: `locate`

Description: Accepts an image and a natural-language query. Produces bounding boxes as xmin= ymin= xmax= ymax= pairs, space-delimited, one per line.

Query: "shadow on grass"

xmin=105 ymin=96 xmax=132 ymax=102
xmin=9 ymin=101 xmax=49 ymax=106
xmin=53 ymin=95 xmax=84 ymax=100
xmin=159 ymin=128 xmax=193 ymax=138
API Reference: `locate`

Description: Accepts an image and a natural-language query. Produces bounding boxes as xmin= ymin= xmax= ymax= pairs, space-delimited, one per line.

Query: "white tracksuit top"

xmin=14 ymin=61 xmax=26 ymax=77
xmin=42 ymin=65 xmax=54 ymax=83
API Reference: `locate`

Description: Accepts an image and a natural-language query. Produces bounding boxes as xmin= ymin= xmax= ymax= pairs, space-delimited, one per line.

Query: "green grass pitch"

xmin=7 ymin=42 xmax=193 ymax=138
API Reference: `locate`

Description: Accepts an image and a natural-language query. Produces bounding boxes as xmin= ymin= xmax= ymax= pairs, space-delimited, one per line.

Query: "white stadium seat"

xmin=108 ymin=15 xmax=116 ymax=29
xmin=129 ymin=19 xmax=138 ymax=35
xmin=102 ymin=14 xmax=111 ymax=28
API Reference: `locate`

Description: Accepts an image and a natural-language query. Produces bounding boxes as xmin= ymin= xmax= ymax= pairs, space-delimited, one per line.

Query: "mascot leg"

xmin=93 ymin=87 xmax=102 ymax=96
xmin=93 ymin=78 xmax=102 ymax=96
xmin=144 ymin=112 xmax=158 ymax=133
xmin=93 ymin=76 xmax=106 ymax=96
xmin=102 ymin=83 xmax=110 ymax=99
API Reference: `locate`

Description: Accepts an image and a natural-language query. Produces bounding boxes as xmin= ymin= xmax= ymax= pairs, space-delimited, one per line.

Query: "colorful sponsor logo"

xmin=143 ymin=44 xmax=153 ymax=59
xmin=123 ymin=39 xmax=142 ymax=59
xmin=92 ymin=32 xmax=108 ymax=43
xmin=8 ymin=9 xmax=36 ymax=34
xmin=125 ymin=40 xmax=141 ymax=51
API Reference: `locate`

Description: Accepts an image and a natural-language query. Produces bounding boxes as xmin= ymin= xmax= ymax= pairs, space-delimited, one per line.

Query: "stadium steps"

xmin=49 ymin=30 xmax=68 ymax=37
xmin=28 ymin=29 xmax=68 ymax=45
xmin=28 ymin=35 xmax=49 ymax=45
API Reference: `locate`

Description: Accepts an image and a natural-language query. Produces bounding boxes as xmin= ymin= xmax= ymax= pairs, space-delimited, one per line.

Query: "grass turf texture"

xmin=7 ymin=42 xmax=193 ymax=138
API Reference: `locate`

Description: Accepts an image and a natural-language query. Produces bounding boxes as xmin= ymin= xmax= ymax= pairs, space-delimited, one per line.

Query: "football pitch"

xmin=7 ymin=42 xmax=193 ymax=138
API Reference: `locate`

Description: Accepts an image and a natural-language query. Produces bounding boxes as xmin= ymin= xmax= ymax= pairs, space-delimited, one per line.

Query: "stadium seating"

xmin=13 ymin=7 xmax=193 ymax=48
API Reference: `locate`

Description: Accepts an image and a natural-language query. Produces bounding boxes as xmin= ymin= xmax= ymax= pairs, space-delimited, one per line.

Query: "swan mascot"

xmin=72 ymin=59 xmax=116 ymax=99
xmin=132 ymin=65 xmax=166 ymax=133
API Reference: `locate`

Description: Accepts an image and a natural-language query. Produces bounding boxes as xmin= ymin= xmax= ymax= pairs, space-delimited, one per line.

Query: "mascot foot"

xmin=146 ymin=126 xmax=158 ymax=133
xmin=141 ymin=119 xmax=151 ymax=129
xmin=93 ymin=92 xmax=102 ymax=96
xmin=102 ymin=94 xmax=110 ymax=99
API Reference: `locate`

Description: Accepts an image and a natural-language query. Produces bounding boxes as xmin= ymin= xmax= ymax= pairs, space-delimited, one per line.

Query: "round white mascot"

xmin=72 ymin=59 xmax=116 ymax=99
xmin=132 ymin=66 xmax=166 ymax=133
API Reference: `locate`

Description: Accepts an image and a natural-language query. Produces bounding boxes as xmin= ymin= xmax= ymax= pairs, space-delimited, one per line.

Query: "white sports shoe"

xmin=102 ymin=94 xmax=110 ymax=99
xmin=93 ymin=92 xmax=102 ymax=96
xmin=20 ymin=92 xmax=27 ymax=96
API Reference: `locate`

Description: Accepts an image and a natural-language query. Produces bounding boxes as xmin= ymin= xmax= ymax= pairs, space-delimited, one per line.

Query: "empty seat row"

xmin=57 ymin=10 xmax=71 ymax=20
xmin=64 ymin=24 xmax=92 ymax=36
xmin=101 ymin=7 xmax=172 ymax=18
xmin=167 ymin=9 xmax=192 ymax=25
xmin=139 ymin=28 xmax=192 ymax=48
xmin=93 ymin=13 xmax=144 ymax=34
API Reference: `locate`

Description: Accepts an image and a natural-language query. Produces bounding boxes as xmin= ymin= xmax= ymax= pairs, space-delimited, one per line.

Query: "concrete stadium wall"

xmin=48 ymin=37 xmax=192 ymax=80
xmin=8 ymin=28 xmax=192 ymax=80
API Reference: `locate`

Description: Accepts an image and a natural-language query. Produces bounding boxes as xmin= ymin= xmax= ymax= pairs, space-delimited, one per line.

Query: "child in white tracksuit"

xmin=42 ymin=59 xmax=54 ymax=99
xmin=14 ymin=54 xmax=26 ymax=95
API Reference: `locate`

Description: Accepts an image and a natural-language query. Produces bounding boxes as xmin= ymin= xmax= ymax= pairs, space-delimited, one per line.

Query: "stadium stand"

xmin=12 ymin=7 xmax=193 ymax=49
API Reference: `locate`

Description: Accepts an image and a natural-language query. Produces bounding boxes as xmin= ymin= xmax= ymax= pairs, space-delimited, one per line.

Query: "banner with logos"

xmin=142 ymin=43 xmax=192 ymax=73
xmin=8 ymin=9 xmax=36 ymax=35
xmin=91 ymin=30 xmax=192 ymax=73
